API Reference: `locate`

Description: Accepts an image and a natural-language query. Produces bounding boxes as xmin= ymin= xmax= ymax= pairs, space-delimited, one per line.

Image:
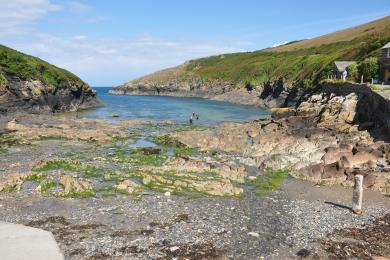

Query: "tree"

xmin=358 ymin=57 xmax=379 ymax=82
xmin=347 ymin=63 xmax=358 ymax=82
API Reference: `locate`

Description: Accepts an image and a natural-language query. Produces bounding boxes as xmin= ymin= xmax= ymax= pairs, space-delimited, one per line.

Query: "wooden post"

xmin=361 ymin=75 xmax=364 ymax=84
xmin=352 ymin=174 xmax=363 ymax=214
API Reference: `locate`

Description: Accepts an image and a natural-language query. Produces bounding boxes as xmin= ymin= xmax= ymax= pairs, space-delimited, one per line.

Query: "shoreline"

xmin=108 ymin=87 xmax=268 ymax=107
xmin=0 ymin=101 xmax=388 ymax=258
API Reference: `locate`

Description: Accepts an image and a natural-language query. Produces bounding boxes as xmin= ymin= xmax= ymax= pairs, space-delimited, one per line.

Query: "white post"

xmin=352 ymin=174 xmax=363 ymax=214
xmin=361 ymin=75 xmax=364 ymax=84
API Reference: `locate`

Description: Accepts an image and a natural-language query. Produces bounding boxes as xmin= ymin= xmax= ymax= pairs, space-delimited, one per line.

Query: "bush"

xmin=0 ymin=72 xmax=7 ymax=90
xmin=347 ymin=63 xmax=358 ymax=82
xmin=358 ymin=57 xmax=379 ymax=82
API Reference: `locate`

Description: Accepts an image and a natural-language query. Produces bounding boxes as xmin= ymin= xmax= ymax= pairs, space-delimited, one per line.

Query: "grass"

xmin=0 ymin=72 xmax=7 ymax=91
xmin=124 ymin=22 xmax=390 ymax=90
xmin=251 ymin=169 xmax=289 ymax=196
xmin=0 ymin=44 xmax=91 ymax=92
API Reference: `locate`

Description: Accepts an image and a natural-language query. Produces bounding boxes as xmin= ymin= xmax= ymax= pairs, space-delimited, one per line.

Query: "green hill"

xmin=116 ymin=16 xmax=390 ymax=92
xmin=0 ymin=44 xmax=100 ymax=113
xmin=0 ymin=44 xmax=89 ymax=92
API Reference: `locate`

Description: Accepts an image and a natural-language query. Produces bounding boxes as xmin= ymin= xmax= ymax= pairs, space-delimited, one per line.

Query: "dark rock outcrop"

xmin=0 ymin=76 xmax=101 ymax=114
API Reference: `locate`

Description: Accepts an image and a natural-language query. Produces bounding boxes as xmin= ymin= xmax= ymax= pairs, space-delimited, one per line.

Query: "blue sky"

xmin=1 ymin=0 xmax=389 ymax=86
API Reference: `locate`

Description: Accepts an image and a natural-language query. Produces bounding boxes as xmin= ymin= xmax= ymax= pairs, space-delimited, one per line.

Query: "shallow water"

xmin=129 ymin=138 xmax=157 ymax=148
xmin=83 ymin=87 xmax=269 ymax=125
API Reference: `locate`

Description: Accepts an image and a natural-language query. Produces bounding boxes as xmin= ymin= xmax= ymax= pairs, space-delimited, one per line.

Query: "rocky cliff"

xmin=0 ymin=44 xmax=101 ymax=113
xmin=296 ymin=82 xmax=390 ymax=140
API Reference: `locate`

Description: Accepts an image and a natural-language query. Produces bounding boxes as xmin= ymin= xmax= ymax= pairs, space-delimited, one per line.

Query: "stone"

xmin=170 ymin=246 xmax=180 ymax=252
xmin=0 ymin=172 xmax=33 ymax=192
xmin=248 ymin=232 xmax=260 ymax=237
xmin=116 ymin=180 xmax=140 ymax=194
xmin=60 ymin=175 xmax=91 ymax=193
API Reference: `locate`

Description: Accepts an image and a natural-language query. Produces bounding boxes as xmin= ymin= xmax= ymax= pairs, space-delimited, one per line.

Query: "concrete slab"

xmin=0 ymin=222 xmax=64 ymax=260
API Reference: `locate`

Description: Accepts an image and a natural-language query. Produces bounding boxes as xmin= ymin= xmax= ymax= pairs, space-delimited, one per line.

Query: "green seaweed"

xmin=23 ymin=173 xmax=46 ymax=182
xmin=251 ymin=169 xmax=289 ymax=196
xmin=2 ymin=184 xmax=18 ymax=192
xmin=39 ymin=179 xmax=56 ymax=193
xmin=33 ymin=160 xmax=104 ymax=178
xmin=58 ymin=189 xmax=96 ymax=198
xmin=33 ymin=135 xmax=71 ymax=141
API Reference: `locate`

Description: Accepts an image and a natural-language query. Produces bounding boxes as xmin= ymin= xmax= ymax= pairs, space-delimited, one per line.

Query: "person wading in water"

xmin=189 ymin=116 xmax=193 ymax=124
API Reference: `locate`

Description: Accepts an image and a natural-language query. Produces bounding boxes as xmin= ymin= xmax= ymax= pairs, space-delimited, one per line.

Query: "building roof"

xmin=334 ymin=61 xmax=356 ymax=72
xmin=382 ymin=42 xmax=390 ymax=49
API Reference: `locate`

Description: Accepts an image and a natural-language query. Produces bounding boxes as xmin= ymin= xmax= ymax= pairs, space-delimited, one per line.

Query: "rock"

xmin=322 ymin=161 xmax=346 ymax=181
xmin=300 ymin=163 xmax=323 ymax=181
xmin=247 ymin=232 xmax=260 ymax=237
xmin=116 ymin=180 xmax=140 ymax=194
xmin=322 ymin=145 xmax=353 ymax=164
xmin=164 ymin=191 xmax=171 ymax=197
xmin=170 ymin=246 xmax=180 ymax=252
xmin=60 ymin=175 xmax=92 ymax=193
xmin=296 ymin=248 xmax=311 ymax=258
xmin=271 ymin=108 xmax=296 ymax=119
xmin=0 ymin=172 xmax=32 ymax=192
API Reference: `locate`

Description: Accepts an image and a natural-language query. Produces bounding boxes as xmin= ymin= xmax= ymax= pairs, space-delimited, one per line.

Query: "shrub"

xmin=358 ymin=57 xmax=379 ymax=82
xmin=347 ymin=63 xmax=358 ymax=82
xmin=0 ymin=72 xmax=7 ymax=91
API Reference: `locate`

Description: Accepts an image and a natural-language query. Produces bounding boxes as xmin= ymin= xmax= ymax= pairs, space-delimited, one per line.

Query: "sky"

xmin=0 ymin=0 xmax=389 ymax=86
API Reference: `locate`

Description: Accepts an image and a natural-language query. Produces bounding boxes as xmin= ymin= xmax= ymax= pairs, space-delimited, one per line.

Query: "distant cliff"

xmin=112 ymin=16 xmax=390 ymax=108
xmin=0 ymin=44 xmax=101 ymax=113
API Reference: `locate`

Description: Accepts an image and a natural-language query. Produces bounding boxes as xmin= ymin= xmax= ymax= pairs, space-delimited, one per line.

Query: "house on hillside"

xmin=334 ymin=61 xmax=356 ymax=81
xmin=379 ymin=42 xmax=390 ymax=84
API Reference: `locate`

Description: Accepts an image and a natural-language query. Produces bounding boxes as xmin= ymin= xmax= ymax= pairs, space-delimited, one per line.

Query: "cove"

xmin=83 ymin=87 xmax=269 ymax=125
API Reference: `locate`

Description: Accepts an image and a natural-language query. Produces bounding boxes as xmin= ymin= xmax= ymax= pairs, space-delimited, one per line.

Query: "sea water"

xmin=83 ymin=87 xmax=269 ymax=125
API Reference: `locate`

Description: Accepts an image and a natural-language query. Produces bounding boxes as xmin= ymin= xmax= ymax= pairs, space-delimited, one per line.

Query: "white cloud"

xmin=10 ymin=33 xmax=245 ymax=86
xmin=66 ymin=1 xmax=91 ymax=13
xmin=272 ymin=41 xmax=289 ymax=48
xmin=0 ymin=0 xmax=250 ymax=86
xmin=0 ymin=0 xmax=61 ymax=34
xmin=85 ymin=15 xmax=111 ymax=24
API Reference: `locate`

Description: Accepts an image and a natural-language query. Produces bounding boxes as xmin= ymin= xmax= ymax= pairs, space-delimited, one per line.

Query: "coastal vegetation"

xmin=182 ymin=32 xmax=390 ymax=87
xmin=0 ymin=44 xmax=89 ymax=92
xmin=119 ymin=16 xmax=390 ymax=91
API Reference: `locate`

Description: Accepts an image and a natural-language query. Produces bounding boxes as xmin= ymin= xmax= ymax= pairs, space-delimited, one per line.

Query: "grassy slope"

xmin=269 ymin=16 xmax=390 ymax=52
xmin=124 ymin=16 xmax=390 ymax=89
xmin=0 ymin=44 xmax=90 ymax=92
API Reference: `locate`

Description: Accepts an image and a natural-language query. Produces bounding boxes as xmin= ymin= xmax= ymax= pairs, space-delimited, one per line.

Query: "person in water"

xmin=195 ymin=113 xmax=199 ymax=120
xmin=189 ymin=116 xmax=193 ymax=124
